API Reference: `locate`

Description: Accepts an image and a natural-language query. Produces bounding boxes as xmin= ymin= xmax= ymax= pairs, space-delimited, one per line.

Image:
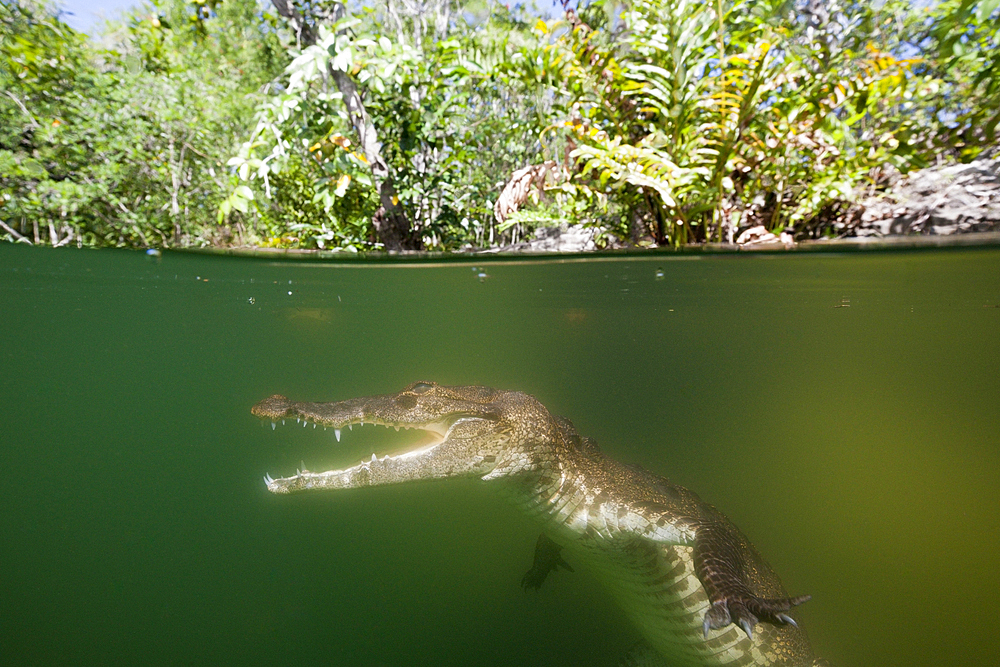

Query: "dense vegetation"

xmin=0 ymin=0 xmax=284 ymax=246
xmin=2 ymin=0 xmax=998 ymax=250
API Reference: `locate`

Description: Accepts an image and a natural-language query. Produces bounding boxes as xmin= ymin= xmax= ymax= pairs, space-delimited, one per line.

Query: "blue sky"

xmin=57 ymin=0 xmax=564 ymax=33
xmin=58 ymin=0 xmax=144 ymax=33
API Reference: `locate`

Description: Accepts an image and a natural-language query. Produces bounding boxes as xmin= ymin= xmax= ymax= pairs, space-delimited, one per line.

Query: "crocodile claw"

xmin=703 ymin=600 xmax=758 ymax=639
xmin=702 ymin=600 xmax=733 ymax=638
xmin=776 ymin=613 xmax=798 ymax=628
xmin=702 ymin=595 xmax=809 ymax=639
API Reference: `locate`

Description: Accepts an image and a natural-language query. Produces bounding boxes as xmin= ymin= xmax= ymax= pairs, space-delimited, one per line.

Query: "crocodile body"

xmin=253 ymin=382 xmax=828 ymax=667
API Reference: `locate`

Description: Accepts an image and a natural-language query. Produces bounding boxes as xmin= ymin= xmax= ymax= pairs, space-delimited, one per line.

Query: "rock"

xmin=853 ymin=157 xmax=1000 ymax=237
xmin=526 ymin=224 xmax=599 ymax=252
xmin=484 ymin=223 xmax=622 ymax=253
xmin=736 ymin=225 xmax=777 ymax=245
xmin=735 ymin=225 xmax=796 ymax=248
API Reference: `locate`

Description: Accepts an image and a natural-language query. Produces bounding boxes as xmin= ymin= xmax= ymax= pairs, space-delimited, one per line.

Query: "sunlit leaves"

xmin=505 ymin=0 xmax=999 ymax=244
xmin=0 ymin=0 xmax=287 ymax=247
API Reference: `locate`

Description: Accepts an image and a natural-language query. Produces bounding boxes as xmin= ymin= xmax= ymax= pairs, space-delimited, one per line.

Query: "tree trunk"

xmin=269 ymin=0 xmax=418 ymax=250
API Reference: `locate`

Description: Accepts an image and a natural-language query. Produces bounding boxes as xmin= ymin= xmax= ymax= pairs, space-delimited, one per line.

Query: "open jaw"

xmin=251 ymin=393 xmax=488 ymax=494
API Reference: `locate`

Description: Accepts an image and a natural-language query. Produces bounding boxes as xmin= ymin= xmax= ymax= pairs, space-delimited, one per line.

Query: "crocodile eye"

xmin=411 ymin=382 xmax=434 ymax=394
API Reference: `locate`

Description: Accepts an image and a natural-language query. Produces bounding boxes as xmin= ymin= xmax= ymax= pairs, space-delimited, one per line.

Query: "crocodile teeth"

xmin=348 ymin=424 xmax=353 ymax=430
xmin=371 ymin=452 xmax=377 ymax=462
xmin=264 ymin=473 xmax=273 ymax=485
xmin=335 ymin=428 xmax=342 ymax=442
xmin=271 ymin=422 xmax=276 ymax=430
xmin=394 ymin=426 xmax=400 ymax=432
xmin=302 ymin=420 xmax=307 ymax=427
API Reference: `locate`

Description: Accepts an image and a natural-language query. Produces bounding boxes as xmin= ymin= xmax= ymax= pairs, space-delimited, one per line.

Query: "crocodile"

xmin=253 ymin=382 xmax=829 ymax=667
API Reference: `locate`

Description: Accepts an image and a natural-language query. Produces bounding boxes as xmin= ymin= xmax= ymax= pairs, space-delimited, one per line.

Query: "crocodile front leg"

xmin=521 ymin=533 xmax=574 ymax=590
xmin=693 ymin=523 xmax=810 ymax=639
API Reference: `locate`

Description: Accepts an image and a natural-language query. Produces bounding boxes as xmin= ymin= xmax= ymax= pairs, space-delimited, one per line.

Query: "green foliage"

xmin=511 ymin=0 xmax=968 ymax=244
xmin=923 ymin=0 xmax=1000 ymax=155
xmin=257 ymin=151 xmax=377 ymax=249
xmin=228 ymin=6 xmax=551 ymax=249
xmin=0 ymin=0 xmax=285 ymax=247
xmin=4 ymin=0 xmax=998 ymax=249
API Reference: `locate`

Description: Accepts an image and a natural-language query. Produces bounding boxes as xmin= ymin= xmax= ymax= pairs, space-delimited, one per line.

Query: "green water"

xmin=1 ymin=243 xmax=998 ymax=667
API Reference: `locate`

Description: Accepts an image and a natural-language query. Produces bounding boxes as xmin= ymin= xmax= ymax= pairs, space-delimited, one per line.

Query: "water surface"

xmin=1 ymin=243 xmax=998 ymax=666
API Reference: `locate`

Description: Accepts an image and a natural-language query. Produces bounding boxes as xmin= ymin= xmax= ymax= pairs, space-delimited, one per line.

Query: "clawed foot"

xmin=702 ymin=594 xmax=811 ymax=639
xmin=521 ymin=565 xmax=549 ymax=591
xmin=521 ymin=534 xmax=574 ymax=591
xmin=520 ymin=554 xmax=574 ymax=590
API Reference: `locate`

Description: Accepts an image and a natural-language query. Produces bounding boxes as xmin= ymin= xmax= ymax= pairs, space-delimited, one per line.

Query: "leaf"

xmin=231 ymin=195 xmax=249 ymax=213
xmin=20 ymin=159 xmax=47 ymax=178
xmin=335 ymin=173 xmax=351 ymax=196
xmin=332 ymin=47 xmax=353 ymax=72
xmin=977 ymin=0 xmax=1000 ymax=22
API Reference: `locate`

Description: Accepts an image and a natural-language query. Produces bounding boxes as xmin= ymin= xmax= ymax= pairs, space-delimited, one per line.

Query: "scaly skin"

xmin=253 ymin=382 xmax=830 ymax=667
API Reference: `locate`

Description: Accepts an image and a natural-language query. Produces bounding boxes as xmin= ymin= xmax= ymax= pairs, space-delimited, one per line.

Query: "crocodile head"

xmin=253 ymin=381 xmax=556 ymax=494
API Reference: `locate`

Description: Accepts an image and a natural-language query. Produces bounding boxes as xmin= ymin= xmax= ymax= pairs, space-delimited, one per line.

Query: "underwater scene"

xmin=1 ymin=243 xmax=998 ymax=666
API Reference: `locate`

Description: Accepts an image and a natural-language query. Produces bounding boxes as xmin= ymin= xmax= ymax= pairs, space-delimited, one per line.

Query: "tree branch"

xmin=0 ymin=220 xmax=31 ymax=243
xmin=269 ymin=0 xmax=416 ymax=250
xmin=4 ymin=91 xmax=40 ymax=129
